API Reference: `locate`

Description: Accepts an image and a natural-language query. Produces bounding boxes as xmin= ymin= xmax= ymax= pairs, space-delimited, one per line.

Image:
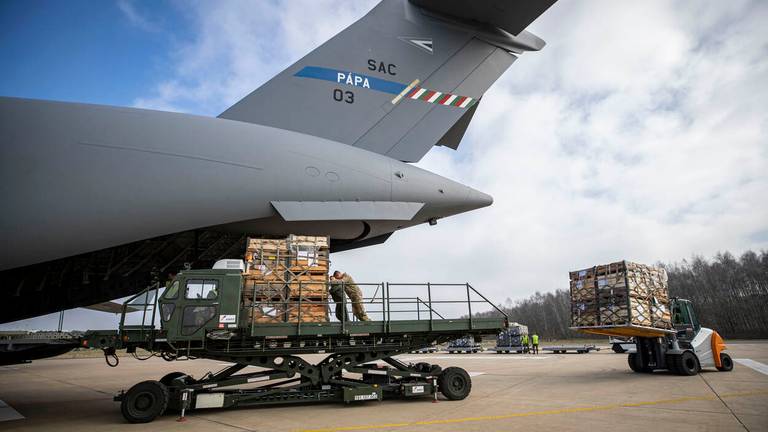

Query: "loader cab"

xmin=158 ymin=265 xmax=244 ymax=341
xmin=671 ymin=298 xmax=700 ymax=341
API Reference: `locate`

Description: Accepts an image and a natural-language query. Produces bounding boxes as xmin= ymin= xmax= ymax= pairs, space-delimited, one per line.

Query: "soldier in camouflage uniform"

xmin=329 ymin=271 xmax=370 ymax=321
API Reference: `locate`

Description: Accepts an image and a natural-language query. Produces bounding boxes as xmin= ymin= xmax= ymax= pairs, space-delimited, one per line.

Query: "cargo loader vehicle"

xmin=82 ymin=262 xmax=508 ymax=423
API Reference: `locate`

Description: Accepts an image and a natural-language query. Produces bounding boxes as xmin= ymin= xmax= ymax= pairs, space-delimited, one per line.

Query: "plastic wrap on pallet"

xmin=496 ymin=323 xmax=528 ymax=346
xmin=242 ymin=235 xmax=331 ymax=324
xmin=569 ymin=261 xmax=672 ymax=331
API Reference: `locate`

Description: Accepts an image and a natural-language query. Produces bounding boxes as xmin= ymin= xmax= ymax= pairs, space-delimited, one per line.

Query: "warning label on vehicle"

xmin=219 ymin=314 xmax=236 ymax=323
xmin=354 ymin=392 xmax=379 ymax=401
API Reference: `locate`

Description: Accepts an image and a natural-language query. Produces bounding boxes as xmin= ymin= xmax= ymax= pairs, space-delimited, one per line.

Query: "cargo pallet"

xmin=446 ymin=345 xmax=483 ymax=354
xmin=83 ymin=274 xmax=508 ymax=423
xmin=541 ymin=345 xmax=599 ymax=354
xmin=490 ymin=345 xmax=526 ymax=354
xmin=409 ymin=345 xmax=438 ymax=354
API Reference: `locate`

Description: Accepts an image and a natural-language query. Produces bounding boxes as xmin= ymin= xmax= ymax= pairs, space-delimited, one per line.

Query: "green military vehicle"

xmin=84 ymin=261 xmax=508 ymax=423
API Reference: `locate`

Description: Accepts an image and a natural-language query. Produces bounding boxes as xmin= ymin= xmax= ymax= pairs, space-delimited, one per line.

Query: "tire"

xmin=628 ymin=353 xmax=653 ymax=373
xmin=677 ymin=351 xmax=701 ymax=376
xmin=612 ymin=344 xmax=626 ymax=354
xmin=439 ymin=367 xmax=472 ymax=400
xmin=717 ymin=353 xmax=734 ymax=372
xmin=121 ymin=380 xmax=169 ymax=423
xmin=665 ymin=354 xmax=680 ymax=374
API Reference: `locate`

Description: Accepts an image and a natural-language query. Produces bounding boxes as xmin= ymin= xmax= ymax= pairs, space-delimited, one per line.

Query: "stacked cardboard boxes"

xmin=242 ymin=235 xmax=330 ymax=324
xmin=570 ymin=261 xmax=671 ymax=330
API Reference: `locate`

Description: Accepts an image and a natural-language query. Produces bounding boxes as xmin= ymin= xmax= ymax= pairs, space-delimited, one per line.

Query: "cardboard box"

xmin=570 ymin=261 xmax=671 ymax=330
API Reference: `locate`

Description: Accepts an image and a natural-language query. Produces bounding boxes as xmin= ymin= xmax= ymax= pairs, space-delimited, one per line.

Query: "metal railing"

xmin=245 ymin=281 xmax=508 ymax=335
xmin=119 ymin=282 xmax=160 ymax=346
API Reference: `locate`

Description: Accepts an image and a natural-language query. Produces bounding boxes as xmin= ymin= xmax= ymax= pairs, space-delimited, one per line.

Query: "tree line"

xmin=477 ymin=250 xmax=768 ymax=340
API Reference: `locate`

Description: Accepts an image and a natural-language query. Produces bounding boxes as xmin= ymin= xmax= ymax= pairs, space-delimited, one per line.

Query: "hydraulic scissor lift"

xmin=83 ymin=270 xmax=508 ymax=423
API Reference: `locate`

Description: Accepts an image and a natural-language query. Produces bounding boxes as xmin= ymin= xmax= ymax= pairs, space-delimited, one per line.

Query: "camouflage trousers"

xmin=329 ymin=284 xmax=370 ymax=321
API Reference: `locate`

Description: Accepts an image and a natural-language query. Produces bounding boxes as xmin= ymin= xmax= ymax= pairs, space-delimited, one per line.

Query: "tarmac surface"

xmin=1 ymin=341 xmax=767 ymax=432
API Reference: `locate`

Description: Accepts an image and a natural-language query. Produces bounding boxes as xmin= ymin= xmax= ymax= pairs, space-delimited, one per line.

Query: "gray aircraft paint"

xmin=0 ymin=97 xmax=489 ymax=272
xmin=0 ymin=0 xmax=557 ymax=323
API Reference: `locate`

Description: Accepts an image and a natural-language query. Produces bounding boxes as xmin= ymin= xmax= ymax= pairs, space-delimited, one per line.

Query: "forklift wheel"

xmin=121 ymin=380 xmax=169 ymax=423
xmin=439 ymin=367 xmax=472 ymax=400
xmin=717 ymin=353 xmax=734 ymax=372
xmin=628 ymin=353 xmax=652 ymax=373
xmin=677 ymin=351 xmax=701 ymax=376
xmin=665 ymin=354 xmax=680 ymax=375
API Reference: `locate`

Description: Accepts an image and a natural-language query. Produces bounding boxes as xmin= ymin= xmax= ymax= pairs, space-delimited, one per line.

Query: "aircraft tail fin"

xmin=219 ymin=0 xmax=556 ymax=162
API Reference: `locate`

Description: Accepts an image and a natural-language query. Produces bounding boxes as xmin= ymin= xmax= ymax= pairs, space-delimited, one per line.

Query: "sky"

xmin=1 ymin=0 xmax=767 ymax=330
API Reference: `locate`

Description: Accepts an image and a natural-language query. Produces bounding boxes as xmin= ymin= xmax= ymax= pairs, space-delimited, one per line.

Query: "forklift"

xmin=628 ymin=298 xmax=734 ymax=375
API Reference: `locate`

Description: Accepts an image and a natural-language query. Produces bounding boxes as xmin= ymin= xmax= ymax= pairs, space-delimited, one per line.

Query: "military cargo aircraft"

xmin=0 ymin=0 xmax=557 ymax=323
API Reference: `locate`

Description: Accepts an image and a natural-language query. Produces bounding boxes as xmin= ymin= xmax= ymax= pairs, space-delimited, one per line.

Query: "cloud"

xmin=7 ymin=0 xmax=765 ymax=331
xmin=117 ymin=0 xmax=162 ymax=33
xmin=132 ymin=0 xmax=378 ymax=114
xmin=126 ymin=0 xmax=768 ymax=307
xmin=333 ymin=0 xmax=768 ymax=308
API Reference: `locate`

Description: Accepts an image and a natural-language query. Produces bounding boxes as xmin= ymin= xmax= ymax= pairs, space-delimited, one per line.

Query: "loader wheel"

xmin=676 ymin=351 xmax=700 ymax=376
xmin=121 ymin=380 xmax=169 ymax=423
xmin=717 ymin=353 xmax=734 ymax=372
xmin=612 ymin=344 xmax=626 ymax=354
xmin=439 ymin=367 xmax=472 ymax=400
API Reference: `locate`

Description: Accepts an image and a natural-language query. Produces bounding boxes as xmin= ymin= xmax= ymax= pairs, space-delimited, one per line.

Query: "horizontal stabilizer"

xmin=411 ymin=0 xmax=558 ymax=37
xmin=271 ymin=201 xmax=424 ymax=221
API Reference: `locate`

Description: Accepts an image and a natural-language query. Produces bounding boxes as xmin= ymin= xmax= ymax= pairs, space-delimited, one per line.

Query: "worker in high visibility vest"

xmin=521 ymin=334 xmax=529 ymax=353
xmin=532 ymin=333 xmax=539 ymax=355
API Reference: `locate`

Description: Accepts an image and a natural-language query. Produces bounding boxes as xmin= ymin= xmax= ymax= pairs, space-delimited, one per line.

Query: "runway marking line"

xmin=295 ymin=390 xmax=768 ymax=432
xmin=734 ymin=358 xmax=768 ymax=375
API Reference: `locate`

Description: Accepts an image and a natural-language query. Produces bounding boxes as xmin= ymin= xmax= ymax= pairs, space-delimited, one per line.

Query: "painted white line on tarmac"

xmin=0 ymin=400 xmax=24 ymax=422
xmin=734 ymin=358 xmax=768 ymax=375
xmin=468 ymin=372 xmax=486 ymax=377
xmin=399 ymin=356 xmax=550 ymax=361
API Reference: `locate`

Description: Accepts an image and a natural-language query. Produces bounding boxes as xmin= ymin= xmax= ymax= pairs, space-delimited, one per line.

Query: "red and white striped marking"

xmin=404 ymin=86 xmax=477 ymax=108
